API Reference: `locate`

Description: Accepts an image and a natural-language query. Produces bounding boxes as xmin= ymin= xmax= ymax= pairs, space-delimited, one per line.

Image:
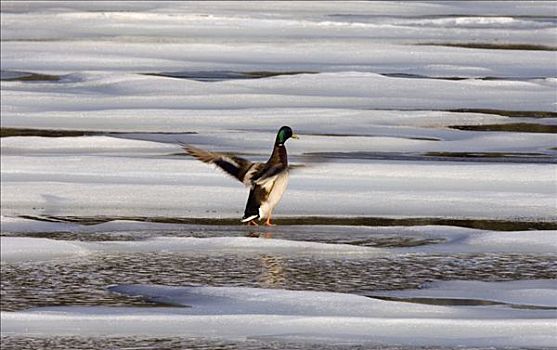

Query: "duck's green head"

xmin=276 ymin=126 xmax=299 ymax=145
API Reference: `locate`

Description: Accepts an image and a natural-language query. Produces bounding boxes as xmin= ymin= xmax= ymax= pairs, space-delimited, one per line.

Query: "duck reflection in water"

xmin=245 ymin=230 xmax=273 ymax=238
xmin=257 ymin=255 xmax=286 ymax=288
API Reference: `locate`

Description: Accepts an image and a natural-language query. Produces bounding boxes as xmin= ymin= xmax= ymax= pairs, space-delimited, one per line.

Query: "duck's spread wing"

xmin=183 ymin=144 xmax=261 ymax=185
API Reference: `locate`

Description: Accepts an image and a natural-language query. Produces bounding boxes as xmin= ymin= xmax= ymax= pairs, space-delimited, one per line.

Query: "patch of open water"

xmin=5 ymin=336 xmax=545 ymax=350
xmin=2 ymin=251 xmax=555 ymax=312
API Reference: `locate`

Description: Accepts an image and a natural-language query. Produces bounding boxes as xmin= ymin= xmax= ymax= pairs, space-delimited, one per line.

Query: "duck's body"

xmin=183 ymin=126 xmax=297 ymax=226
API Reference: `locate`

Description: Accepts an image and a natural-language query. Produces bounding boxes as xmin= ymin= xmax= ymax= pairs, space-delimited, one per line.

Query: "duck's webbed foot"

xmin=247 ymin=220 xmax=259 ymax=226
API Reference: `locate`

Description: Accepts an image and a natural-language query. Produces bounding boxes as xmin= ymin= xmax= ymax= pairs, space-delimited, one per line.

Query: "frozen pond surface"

xmin=2 ymin=222 xmax=556 ymax=348
xmin=1 ymin=1 xmax=556 ymax=349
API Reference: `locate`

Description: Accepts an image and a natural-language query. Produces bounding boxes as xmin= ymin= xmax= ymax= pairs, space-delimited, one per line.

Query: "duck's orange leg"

xmin=247 ymin=220 xmax=259 ymax=226
xmin=264 ymin=213 xmax=275 ymax=226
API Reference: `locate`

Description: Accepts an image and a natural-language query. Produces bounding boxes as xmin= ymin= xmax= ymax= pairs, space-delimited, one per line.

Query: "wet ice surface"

xmin=2 ymin=224 xmax=557 ymax=347
xmin=3 ymin=337 xmax=537 ymax=350
xmin=3 ymin=276 xmax=556 ymax=347
xmin=2 ymin=1 xmax=557 ymax=349
xmin=369 ymin=280 xmax=557 ymax=308
xmin=2 ymin=250 xmax=556 ymax=312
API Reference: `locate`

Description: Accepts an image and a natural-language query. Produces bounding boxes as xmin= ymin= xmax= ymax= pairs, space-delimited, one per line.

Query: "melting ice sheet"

xmin=2 ymin=2 xmax=556 ymax=76
xmin=0 ymin=237 xmax=88 ymax=263
xmin=1 ymin=138 xmax=555 ymax=220
xmin=370 ymin=279 xmax=557 ymax=308
xmin=2 ymin=282 xmax=556 ymax=347
xmin=2 ymin=72 xmax=556 ymax=116
xmin=2 ymin=219 xmax=556 ymax=263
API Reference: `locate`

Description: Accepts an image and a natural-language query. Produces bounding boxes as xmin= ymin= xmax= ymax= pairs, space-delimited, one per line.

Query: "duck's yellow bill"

xmin=291 ymin=134 xmax=300 ymax=139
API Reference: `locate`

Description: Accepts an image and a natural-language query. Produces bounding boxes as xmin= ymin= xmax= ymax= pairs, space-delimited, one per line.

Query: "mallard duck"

xmin=183 ymin=126 xmax=299 ymax=226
